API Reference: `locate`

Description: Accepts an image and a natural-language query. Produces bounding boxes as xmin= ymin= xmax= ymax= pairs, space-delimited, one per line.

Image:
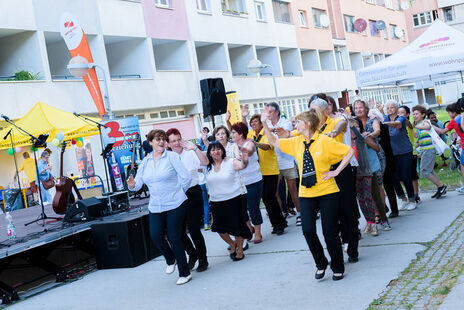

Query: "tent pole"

xmin=382 ymin=85 xmax=387 ymax=105
xmin=396 ymin=83 xmax=402 ymax=103
xmin=420 ymin=81 xmax=426 ymax=105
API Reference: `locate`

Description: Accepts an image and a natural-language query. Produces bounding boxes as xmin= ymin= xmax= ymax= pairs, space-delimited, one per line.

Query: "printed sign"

xmin=226 ymin=91 xmax=242 ymax=124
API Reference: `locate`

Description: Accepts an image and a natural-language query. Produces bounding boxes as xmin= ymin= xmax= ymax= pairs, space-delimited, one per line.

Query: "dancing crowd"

xmin=127 ymin=94 xmax=464 ymax=285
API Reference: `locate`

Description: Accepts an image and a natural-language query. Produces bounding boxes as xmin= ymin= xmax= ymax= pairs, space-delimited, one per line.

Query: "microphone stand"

xmin=73 ymin=113 xmax=110 ymax=193
xmin=3 ymin=129 xmax=24 ymax=208
xmin=2 ymin=118 xmax=60 ymax=228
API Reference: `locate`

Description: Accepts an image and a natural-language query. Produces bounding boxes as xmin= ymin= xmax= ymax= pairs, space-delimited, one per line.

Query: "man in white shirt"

xmin=265 ymin=102 xmax=301 ymax=226
xmin=167 ymin=128 xmax=210 ymax=273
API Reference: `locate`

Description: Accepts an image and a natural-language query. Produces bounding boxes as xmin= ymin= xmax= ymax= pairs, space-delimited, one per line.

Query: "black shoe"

xmin=315 ymin=269 xmax=325 ymax=280
xmin=388 ymin=212 xmax=399 ymax=218
xmin=348 ymin=256 xmax=359 ymax=263
xmin=196 ymin=259 xmax=208 ymax=272
xmin=271 ymin=229 xmax=277 ymax=234
xmin=187 ymin=256 xmax=198 ymax=270
xmin=229 ymin=252 xmax=236 ymax=260
xmin=232 ymin=253 xmax=245 ymax=261
xmin=435 ymin=185 xmax=447 ymax=199
xmin=332 ymin=273 xmax=344 ymax=281
xmin=275 ymin=229 xmax=284 ymax=236
xmin=242 ymin=243 xmax=249 ymax=251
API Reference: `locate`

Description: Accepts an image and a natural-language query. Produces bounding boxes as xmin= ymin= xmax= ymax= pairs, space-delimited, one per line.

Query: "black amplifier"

xmin=98 ymin=191 xmax=130 ymax=214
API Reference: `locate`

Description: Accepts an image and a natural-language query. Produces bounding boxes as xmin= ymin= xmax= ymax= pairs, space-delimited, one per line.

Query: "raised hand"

xmin=181 ymin=140 xmax=196 ymax=151
xmin=127 ymin=174 xmax=136 ymax=189
xmin=226 ymin=110 xmax=231 ymax=121
xmin=242 ymin=105 xmax=249 ymax=118
xmin=275 ymin=127 xmax=290 ymax=138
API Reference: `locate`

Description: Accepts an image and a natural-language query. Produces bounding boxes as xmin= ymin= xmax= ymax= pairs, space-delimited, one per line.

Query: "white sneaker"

xmin=398 ymin=201 xmax=408 ymax=211
xmin=176 ymin=274 xmax=192 ymax=285
xmin=165 ymin=263 xmax=176 ymax=274
xmin=406 ymin=202 xmax=417 ymax=211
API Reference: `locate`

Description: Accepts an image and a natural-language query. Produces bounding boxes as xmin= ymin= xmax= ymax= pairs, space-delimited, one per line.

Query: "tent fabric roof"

xmin=0 ymin=102 xmax=100 ymax=150
xmin=356 ymin=19 xmax=464 ymax=87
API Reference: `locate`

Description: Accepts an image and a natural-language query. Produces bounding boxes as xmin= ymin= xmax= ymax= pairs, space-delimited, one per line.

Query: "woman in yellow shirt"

xmin=261 ymin=108 xmax=354 ymax=281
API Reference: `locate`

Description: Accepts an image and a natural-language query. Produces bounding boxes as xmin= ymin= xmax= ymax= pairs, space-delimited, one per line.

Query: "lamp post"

xmin=67 ymin=56 xmax=114 ymax=120
xmin=247 ymin=59 xmax=279 ymax=104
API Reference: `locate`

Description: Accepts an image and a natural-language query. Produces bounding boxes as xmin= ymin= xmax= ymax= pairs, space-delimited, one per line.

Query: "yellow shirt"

xmin=280 ymin=132 xmax=350 ymax=198
xmin=406 ymin=126 xmax=417 ymax=156
xmin=18 ymin=158 xmax=37 ymax=182
xmin=291 ymin=117 xmax=345 ymax=143
xmin=248 ymin=129 xmax=279 ymax=176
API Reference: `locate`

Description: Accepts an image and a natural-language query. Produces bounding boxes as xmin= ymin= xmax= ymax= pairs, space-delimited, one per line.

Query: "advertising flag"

xmin=226 ymin=91 xmax=242 ymax=124
xmin=60 ymin=12 xmax=106 ymax=119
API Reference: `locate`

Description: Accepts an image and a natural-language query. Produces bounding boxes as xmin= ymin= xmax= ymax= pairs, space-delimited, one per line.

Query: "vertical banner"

xmin=101 ymin=117 xmax=141 ymax=191
xmin=226 ymin=91 xmax=242 ymax=124
xmin=60 ymin=12 xmax=106 ymax=119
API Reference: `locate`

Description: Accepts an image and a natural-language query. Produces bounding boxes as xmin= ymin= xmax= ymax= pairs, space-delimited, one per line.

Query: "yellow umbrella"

xmin=0 ymin=102 xmax=100 ymax=150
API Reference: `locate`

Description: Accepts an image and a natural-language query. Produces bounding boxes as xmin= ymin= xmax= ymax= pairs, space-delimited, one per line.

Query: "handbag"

xmin=41 ymin=176 xmax=55 ymax=190
xmin=424 ymin=120 xmax=449 ymax=155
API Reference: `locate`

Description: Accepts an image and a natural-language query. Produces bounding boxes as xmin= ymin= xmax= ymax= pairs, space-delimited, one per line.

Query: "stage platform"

xmin=0 ymin=198 xmax=149 ymax=305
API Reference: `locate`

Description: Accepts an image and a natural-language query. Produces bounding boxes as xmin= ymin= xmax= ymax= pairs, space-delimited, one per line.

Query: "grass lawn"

xmin=417 ymin=106 xmax=462 ymax=191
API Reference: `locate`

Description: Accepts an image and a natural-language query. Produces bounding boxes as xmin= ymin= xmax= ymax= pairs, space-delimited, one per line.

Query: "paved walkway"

xmin=3 ymin=192 xmax=464 ymax=310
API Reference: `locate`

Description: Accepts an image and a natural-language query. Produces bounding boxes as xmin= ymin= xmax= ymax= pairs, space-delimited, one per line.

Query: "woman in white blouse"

xmin=204 ymin=141 xmax=250 ymax=261
xmin=127 ymin=129 xmax=192 ymax=285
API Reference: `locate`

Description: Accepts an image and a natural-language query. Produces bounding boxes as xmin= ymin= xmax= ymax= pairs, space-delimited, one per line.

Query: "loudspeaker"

xmin=200 ymin=78 xmax=227 ymax=117
xmin=91 ymin=214 xmax=159 ymax=269
xmin=63 ymin=197 xmax=108 ymax=223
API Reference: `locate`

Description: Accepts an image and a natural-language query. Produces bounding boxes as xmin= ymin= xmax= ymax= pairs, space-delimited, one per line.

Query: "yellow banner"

xmin=226 ymin=92 xmax=242 ymax=124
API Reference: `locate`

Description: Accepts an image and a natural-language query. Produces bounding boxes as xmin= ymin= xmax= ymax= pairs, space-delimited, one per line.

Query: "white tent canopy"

xmin=356 ymin=19 xmax=464 ymax=87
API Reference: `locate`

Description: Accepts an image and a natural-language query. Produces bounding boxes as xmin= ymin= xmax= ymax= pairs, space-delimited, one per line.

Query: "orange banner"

xmin=60 ymin=12 xmax=106 ymax=119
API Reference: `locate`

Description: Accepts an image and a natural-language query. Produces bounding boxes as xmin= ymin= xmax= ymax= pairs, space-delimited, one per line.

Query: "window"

xmin=443 ymin=7 xmax=454 ymax=21
xmin=365 ymin=0 xmax=375 ymax=4
xmin=222 ymin=0 xmax=247 ymax=14
xmin=312 ymin=8 xmax=328 ymax=28
xmin=299 ymin=10 xmax=307 ymax=27
xmin=254 ymin=1 xmax=265 ymax=21
xmin=389 ymin=24 xmax=396 ymax=39
xmin=376 ymin=0 xmax=384 ymax=6
xmin=196 ymin=0 xmax=210 ymax=12
xmin=455 ymin=4 xmax=464 ymax=20
xmin=369 ymin=20 xmax=379 ymax=36
xmin=413 ymin=10 xmax=438 ymax=27
xmin=393 ymin=0 xmax=400 ymax=10
xmin=344 ymin=15 xmax=356 ymax=33
xmin=272 ymin=1 xmax=291 ymax=24
xmin=155 ymin=0 xmax=170 ymax=8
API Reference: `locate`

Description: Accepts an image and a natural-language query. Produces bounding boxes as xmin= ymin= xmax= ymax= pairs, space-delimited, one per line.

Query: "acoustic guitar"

xmin=53 ymin=142 xmax=82 ymax=214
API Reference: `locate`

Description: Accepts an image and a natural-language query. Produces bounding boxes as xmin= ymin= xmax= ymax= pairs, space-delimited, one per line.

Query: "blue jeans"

xmin=38 ymin=182 xmax=52 ymax=204
xmin=149 ymin=202 xmax=190 ymax=277
xmin=200 ymin=184 xmax=210 ymax=226
xmin=245 ymin=180 xmax=263 ymax=225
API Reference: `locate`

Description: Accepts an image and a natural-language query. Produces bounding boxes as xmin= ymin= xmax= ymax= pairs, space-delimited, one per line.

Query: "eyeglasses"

xmin=309 ymin=95 xmax=319 ymax=102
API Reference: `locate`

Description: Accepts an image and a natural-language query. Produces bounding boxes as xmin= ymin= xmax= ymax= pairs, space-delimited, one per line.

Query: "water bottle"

xmin=5 ymin=212 xmax=16 ymax=240
xmin=111 ymin=153 xmax=124 ymax=191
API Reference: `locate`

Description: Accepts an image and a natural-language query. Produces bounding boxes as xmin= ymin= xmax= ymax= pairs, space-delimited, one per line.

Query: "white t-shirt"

xmin=179 ymin=149 xmax=201 ymax=188
xmin=239 ymin=142 xmax=262 ymax=186
xmin=204 ymin=158 xmax=242 ymax=202
xmin=225 ymin=142 xmax=247 ymax=194
xmin=266 ymin=118 xmax=295 ymax=170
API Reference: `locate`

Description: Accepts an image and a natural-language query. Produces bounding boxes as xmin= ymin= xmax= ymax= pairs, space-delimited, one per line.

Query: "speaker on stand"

xmin=200 ymin=78 xmax=228 ymax=128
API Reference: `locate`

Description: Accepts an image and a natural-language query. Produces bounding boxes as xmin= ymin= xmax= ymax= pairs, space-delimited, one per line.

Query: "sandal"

xmin=375 ymin=215 xmax=381 ymax=225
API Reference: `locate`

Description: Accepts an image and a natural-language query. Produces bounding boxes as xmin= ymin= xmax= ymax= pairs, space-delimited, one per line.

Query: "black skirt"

xmin=211 ymin=194 xmax=252 ymax=239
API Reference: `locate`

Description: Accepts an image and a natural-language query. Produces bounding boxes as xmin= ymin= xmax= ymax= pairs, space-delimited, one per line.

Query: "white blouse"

xmin=204 ymin=158 xmax=242 ymax=202
xmin=239 ymin=142 xmax=262 ymax=186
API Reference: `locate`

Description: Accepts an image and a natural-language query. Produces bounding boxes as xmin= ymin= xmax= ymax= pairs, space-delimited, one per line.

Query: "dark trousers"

xmin=383 ymin=159 xmax=399 ymax=214
xmin=262 ymin=175 xmax=287 ymax=230
xmin=334 ymin=164 xmax=359 ymax=259
xmin=183 ymin=185 xmax=207 ymax=260
xmin=278 ymin=177 xmax=288 ymax=213
xmin=300 ymin=193 xmax=344 ymax=273
xmin=246 ymin=180 xmax=264 ymax=225
xmin=149 ymin=202 xmax=190 ymax=277
xmin=393 ymin=152 xmax=415 ymax=200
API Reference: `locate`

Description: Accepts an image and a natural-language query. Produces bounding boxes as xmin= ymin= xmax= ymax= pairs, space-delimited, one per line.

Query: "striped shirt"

xmin=416 ymin=121 xmax=434 ymax=151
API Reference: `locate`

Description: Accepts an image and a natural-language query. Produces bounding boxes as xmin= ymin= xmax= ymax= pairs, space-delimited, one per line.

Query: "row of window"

xmin=365 ymin=0 xmax=402 ymax=10
xmin=344 ymin=15 xmax=405 ymax=40
xmin=412 ymin=10 xmax=439 ymax=27
xmin=118 ymin=108 xmax=186 ymax=121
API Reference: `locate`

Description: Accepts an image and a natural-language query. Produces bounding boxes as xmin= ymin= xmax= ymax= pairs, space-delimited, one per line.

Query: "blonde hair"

xmin=295 ymin=110 xmax=321 ymax=133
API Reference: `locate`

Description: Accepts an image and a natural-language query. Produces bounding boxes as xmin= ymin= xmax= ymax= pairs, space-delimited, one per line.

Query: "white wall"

xmin=301 ymin=49 xmax=320 ymax=71
xmin=256 ymin=46 xmax=282 ymax=76
xmin=195 ymin=43 xmax=228 ymax=71
xmin=350 ymin=52 xmax=363 ymax=71
xmin=105 ymin=37 xmax=153 ymax=78
xmin=280 ymin=48 xmax=303 ymax=76
xmin=97 ymin=0 xmax=146 ymax=37
xmin=319 ymin=50 xmax=336 ymax=71
xmin=228 ymin=45 xmax=256 ymax=76
xmin=0 ymin=31 xmax=44 ymax=79
xmin=153 ymin=40 xmax=192 ymax=71
xmin=0 ymin=0 xmax=36 ymax=30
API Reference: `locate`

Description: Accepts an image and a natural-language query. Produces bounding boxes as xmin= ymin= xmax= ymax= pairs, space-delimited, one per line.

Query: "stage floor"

xmin=0 ymin=198 xmax=149 ymax=259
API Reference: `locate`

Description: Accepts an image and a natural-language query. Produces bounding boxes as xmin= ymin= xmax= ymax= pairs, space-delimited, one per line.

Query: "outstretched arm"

xmin=261 ymin=112 xmax=280 ymax=150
